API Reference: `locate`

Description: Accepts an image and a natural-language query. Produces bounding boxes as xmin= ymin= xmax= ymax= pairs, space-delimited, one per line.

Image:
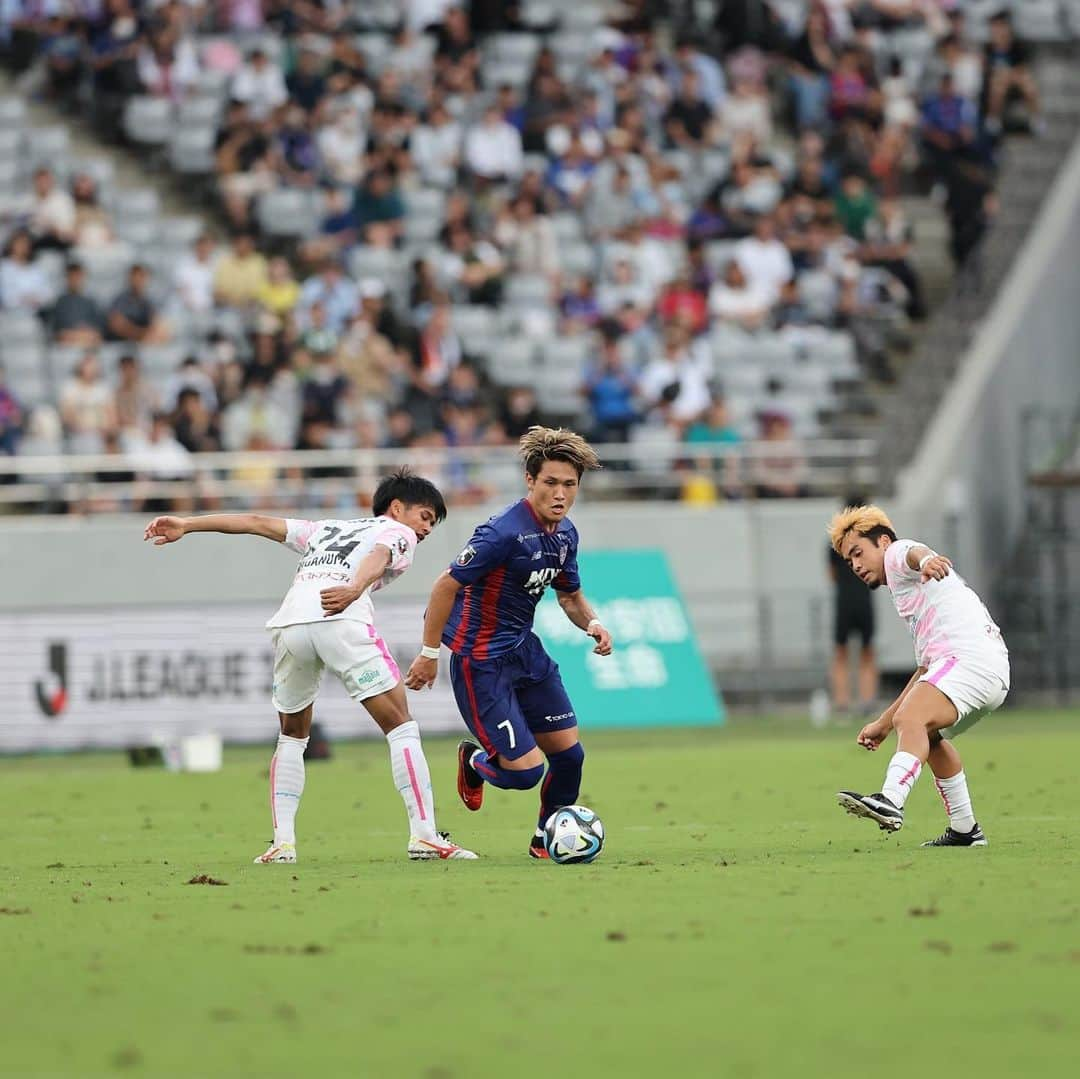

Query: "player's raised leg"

xmin=922 ymin=734 xmax=986 ymax=846
xmin=449 ymin=653 xmax=546 ymax=811
xmin=839 ymin=681 xmax=957 ymax=831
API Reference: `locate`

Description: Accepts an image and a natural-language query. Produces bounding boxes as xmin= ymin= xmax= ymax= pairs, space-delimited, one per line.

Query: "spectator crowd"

xmin=0 ymin=1 xmax=1044 ymax=507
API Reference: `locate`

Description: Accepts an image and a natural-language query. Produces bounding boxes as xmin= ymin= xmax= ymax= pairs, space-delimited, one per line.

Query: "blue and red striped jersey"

xmin=442 ymin=499 xmax=581 ymax=659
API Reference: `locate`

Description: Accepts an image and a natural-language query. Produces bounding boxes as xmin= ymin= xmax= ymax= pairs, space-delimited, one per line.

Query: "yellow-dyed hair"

xmin=828 ymin=504 xmax=897 ymax=553
xmin=519 ymin=426 xmax=602 ymax=478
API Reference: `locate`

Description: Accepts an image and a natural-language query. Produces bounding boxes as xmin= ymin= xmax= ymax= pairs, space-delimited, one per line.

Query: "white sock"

xmin=934 ymin=770 xmax=976 ymax=833
xmin=387 ymin=720 xmax=438 ymax=843
xmin=270 ymin=733 xmax=308 ymax=846
xmin=881 ymin=750 xmax=922 ymax=808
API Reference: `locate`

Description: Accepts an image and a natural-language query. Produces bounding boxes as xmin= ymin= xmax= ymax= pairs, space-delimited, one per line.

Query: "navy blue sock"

xmin=537 ymin=743 xmax=585 ymax=829
xmin=471 ymin=750 xmax=544 ymax=791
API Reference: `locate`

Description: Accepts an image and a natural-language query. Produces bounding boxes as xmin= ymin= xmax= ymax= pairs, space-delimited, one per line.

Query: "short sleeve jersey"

xmin=442 ymin=499 xmax=580 ymax=660
xmin=265 ymin=516 xmax=416 ymax=629
xmin=883 ymin=539 xmax=1008 ymax=671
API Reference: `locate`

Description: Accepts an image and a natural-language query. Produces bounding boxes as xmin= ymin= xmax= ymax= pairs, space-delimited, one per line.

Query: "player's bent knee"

xmin=550 ymin=742 xmax=585 ymax=769
xmin=501 ymin=763 xmax=545 ymax=790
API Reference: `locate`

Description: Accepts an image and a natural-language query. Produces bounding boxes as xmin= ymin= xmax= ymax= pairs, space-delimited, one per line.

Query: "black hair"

xmin=863 ymin=525 xmax=898 ymax=546
xmin=372 ymin=467 xmax=447 ymax=524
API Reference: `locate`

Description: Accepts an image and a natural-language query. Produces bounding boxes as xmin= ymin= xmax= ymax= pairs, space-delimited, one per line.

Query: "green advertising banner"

xmin=534 ymin=549 xmax=724 ymax=728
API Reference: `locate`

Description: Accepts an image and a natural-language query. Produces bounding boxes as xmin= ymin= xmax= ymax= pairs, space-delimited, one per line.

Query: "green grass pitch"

xmin=2 ymin=710 xmax=1078 ymax=1078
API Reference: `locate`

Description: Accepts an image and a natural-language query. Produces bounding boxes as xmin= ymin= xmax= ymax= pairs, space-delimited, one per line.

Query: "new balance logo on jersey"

xmin=35 ymin=642 xmax=68 ymax=718
xmin=524 ymin=568 xmax=559 ymax=595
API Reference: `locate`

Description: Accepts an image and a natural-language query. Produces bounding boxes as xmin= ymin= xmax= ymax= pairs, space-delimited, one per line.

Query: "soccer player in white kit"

xmin=828 ymin=505 xmax=1010 ymax=845
xmin=143 ymin=469 xmax=477 ymax=863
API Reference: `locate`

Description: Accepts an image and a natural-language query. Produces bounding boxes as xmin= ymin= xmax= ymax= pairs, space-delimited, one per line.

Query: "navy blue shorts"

xmin=449 ymin=633 xmax=577 ymax=761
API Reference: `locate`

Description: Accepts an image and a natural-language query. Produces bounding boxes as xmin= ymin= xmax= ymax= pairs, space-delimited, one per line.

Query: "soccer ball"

xmin=543 ymin=805 xmax=605 ymax=864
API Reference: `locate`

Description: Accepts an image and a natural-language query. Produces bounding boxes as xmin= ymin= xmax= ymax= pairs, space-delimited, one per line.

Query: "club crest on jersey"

xmin=559 ymin=546 xmax=567 ymax=565
xmin=396 ymin=535 xmax=409 ymax=555
xmin=456 ymin=545 xmax=477 ymax=567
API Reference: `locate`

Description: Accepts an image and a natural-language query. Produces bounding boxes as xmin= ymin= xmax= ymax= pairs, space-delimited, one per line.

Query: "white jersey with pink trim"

xmin=884 ymin=539 xmax=1008 ymax=674
xmin=265 ymin=516 xmax=417 ymax=629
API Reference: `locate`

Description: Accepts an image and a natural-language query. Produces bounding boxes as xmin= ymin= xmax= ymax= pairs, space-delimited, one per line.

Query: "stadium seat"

xmin=123 ymin=97 xmax=174 ymax=147
xmin=485 ymin=339 xmax=537 ymax=387
xmin=158 ymin=217 xmax=205 ymax=249
xmin=256 ymin=188 xmax=319 ymax=239
xmin=168 ymin=128 xmax=216 ymax=175
xmin=178 ymin=97 xmax=224 ymax=128
xmin=452 ymin=305 xmax=498 ymax=340
xmin=1011 ymin=0 xmax=1067 ymax=42
xmin=119 ymin=188 xmax=162 ymax=222
xmin=535 ymin=366 xmax=586 ymax=416
xmin=559 ymin=243 xmax=597 ymax=277
xmin=812 ymin=333 xmax=860 ymax=380
xmin=0 ymin=96 xmax=27 ymax=127
xmin=0 ymin=129 xmax=20 ymax=161
xmin=0 ymin=312 xmax=45 ymax=345
xmin=540 ymin=337 xmax=590 ymax=376
xmin=26 ymin=125 xmax=70 ymax=169
xmin=505 ymin=275 xmax=552 ymax=308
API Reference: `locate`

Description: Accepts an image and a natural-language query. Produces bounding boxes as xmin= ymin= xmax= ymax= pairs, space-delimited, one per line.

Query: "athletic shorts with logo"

xmin=449 ymin=632 xmax=577 ymax=761
xmin=270 ymin=620 xmax=400 ymax=714
xmin=919 ymin=653 xmax=1010 ymax=738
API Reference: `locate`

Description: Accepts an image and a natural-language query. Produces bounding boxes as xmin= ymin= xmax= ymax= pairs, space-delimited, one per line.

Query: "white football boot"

xmin=407 ymin=832 xmax=479 ymax=860
xmin=253 ymin=841 xmax=297 ymax=864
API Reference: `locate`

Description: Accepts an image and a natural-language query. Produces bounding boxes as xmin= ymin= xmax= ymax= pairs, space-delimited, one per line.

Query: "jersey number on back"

xmin=315 ymin=524 xmax=369 ymax=560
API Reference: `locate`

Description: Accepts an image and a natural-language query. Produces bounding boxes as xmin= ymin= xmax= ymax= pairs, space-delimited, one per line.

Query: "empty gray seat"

xmin=485 ymin=339 xmax=537 ymax=387
xmin=256 ymin=188 xmax=319 ymax=238
xmin=169 ymin=127 xmax=216 ymax=174
xmin=0 ymin=97 xmax=27 ymax=127
xmin=158 ymin=217 xmax=206 ymax=249
xmin=123 ymin=97 xmax=174 ymax=146
xmin=540 ymin=337 xmax=590 ymax=374
xmin=506 ymin=275 xmax=551 ymax=307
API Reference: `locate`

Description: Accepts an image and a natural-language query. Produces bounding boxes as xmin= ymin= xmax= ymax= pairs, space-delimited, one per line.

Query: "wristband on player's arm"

xmin=586 ymin=618 xmax=602 ymax=633
xmin=917 ymin=552 xmax=938 ymax=572
xmin=420 ymin=644 xmax=441 ymax=660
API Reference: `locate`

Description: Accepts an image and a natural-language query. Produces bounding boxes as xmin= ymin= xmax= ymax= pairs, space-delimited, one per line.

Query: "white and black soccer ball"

xmin=543 ymin=805 xmax=605 ymax=864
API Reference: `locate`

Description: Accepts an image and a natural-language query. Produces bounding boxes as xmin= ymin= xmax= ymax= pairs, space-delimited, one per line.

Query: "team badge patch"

xmin=559 ymin=546 xmax=567 ymax=565
xmin=396 ymin=536 xmax=409 ymax=555
xmin=456 ymin=545 xmax=477 ymax=567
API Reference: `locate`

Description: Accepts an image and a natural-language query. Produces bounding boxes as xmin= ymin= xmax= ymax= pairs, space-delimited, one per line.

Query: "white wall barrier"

xmin=0 ymin=603 xmax=463 ymax=753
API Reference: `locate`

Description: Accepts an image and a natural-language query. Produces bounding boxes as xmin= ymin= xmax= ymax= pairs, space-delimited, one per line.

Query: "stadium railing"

xmin=0 ymin=439 xmax=878 ymax=514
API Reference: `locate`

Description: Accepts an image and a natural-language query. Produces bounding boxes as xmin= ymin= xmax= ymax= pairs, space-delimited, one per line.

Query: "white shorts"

xmin=269 ymin=620 xmax=401 ymax=714
xmin=920 ymin=654 xmax=1010 ymax=738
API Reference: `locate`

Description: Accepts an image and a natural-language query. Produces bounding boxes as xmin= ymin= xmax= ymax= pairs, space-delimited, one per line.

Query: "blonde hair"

xmin=828 ymin=504 xmax=897 ymax=553
xmin=518 ymin=426 xmax=602 ymax=478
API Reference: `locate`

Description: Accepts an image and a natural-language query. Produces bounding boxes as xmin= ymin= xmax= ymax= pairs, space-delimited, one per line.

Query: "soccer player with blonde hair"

xmin=405 ymin=427 xmax=613 ymax=858
xmin=828 ymin=504 xmax=1010 ymax=845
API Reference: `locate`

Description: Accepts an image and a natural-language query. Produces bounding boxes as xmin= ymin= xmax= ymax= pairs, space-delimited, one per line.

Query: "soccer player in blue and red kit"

xmin=404 ymin=427 xmax=613 ymax=858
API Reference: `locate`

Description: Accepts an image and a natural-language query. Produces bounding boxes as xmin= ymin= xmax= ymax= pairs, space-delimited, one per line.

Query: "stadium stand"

xmin=0 ymin=0 xmax=1073 ymax=513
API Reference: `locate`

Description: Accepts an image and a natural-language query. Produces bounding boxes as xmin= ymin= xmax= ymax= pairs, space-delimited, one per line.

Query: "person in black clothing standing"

xmin=828 ymin=510 xmax=878 ymax=715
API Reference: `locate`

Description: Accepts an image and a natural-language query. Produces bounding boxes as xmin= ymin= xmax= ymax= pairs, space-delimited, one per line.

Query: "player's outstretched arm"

xmin=320 ymin=544 xmax=392 ymax=617
xmin=404 ymin=571 xmax=462 ymax=690
xmin=143 ymin=513 xmax=288 ymax=546
xmin=906 ymin=544 xmax=952 ymax=582
xmin=556 ymin=589 xmax=613 ymax=656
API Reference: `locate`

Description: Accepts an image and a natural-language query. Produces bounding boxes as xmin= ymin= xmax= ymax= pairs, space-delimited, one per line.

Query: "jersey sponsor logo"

xmin=456 ymin=544 xmax=477 ymax=567
xmin=34 ymin=642 xmax=68 ymax=718
xmin=543 ymin=711 xmax=575 ymax=722
xmin=524 ymin=567 xmax=559 ymax=596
